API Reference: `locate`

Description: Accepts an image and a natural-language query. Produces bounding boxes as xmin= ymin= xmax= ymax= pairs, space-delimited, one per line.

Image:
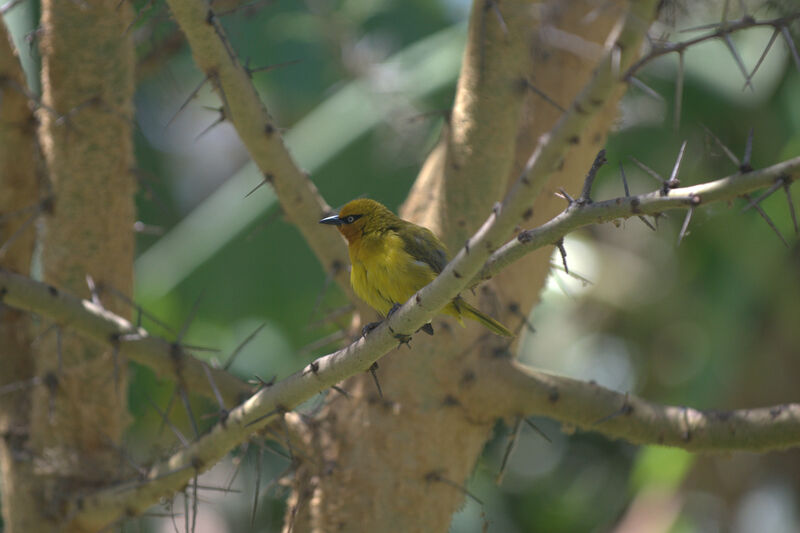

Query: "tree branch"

xmin=67 ymin=4 xmax=663 ymax=526
xmin=624 ymin=12 xmax=800 ymax=80
xmin=0 ymin=16 xmax=43 ymax=531
xmin=482 ymin=359 xmax=800 ymax=453
xmin=476 ymin=155 xmax=800 ymax=284
xmin=163 ymin=0 xmax=354 ymax=296
xmin=0 ymin=268 xmax=251 ymax=407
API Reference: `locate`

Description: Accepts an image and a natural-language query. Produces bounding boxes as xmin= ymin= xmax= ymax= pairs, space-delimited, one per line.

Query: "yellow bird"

xmin=319 ymin=198 xmax=513 ymax=337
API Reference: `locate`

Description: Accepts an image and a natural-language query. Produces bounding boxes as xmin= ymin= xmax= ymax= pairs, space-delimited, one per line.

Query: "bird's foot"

xmin=386 ymin=303 xmax=402 ymax=318
xmin=391 ymin=329 xmax=413 ymax=348
xmin=382 ymin=303 xmax=413 ymax=346
xmin=361 ymin=321 xmax=382 ymax=338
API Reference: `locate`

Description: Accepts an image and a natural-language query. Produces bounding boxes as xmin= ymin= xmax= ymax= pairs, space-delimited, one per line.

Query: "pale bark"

xmin=0 ymin=17 xmax=41 ymax=532
xmin=290 ymin=2 xmax=653 ymax=531
xmin=30 ymin=1 xmax=136 ymax=530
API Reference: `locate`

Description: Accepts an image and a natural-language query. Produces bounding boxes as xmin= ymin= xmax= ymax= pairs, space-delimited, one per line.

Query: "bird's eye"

xmin=345 ymin=215 xmax=355 ymax=224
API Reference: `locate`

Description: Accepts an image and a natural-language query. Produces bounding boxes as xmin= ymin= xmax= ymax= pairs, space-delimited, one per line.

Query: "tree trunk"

xmin=23 ymin=2 xmax=136 ymax=530
xmin=287 ymin=1 xmax=635 ymax=531
xmin=0 ymin=17 xmax=42 ymax=532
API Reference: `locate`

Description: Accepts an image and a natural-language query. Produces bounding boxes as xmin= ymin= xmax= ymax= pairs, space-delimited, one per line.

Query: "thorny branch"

xmin=162 ymin=0 xmax=356 ymax=301
xmin=0 ymin=269 xmax=251 ymax=407
xmin=477 ymin=155 xmax=800 ymax=284
xmin=624 ymin=12 xmax=800 ymax=79
xmin=2 ymin=0 xmax=797 ymax=529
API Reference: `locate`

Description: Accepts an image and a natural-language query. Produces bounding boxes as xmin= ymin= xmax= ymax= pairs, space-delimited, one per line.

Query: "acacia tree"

xmin=1 ymin=0 xmax=799 ymax=531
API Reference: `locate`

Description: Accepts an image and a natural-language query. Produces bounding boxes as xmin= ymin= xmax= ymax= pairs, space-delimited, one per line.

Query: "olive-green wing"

xmin=396 ymin=222 xmax=448 ymax=274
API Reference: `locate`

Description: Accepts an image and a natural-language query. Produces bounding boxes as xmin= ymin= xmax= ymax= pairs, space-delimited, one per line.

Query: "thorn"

xmin=620 ymin=163 xmax=656 ymax=230
xmin=368 ymin=362 xmax=383 ymax=399
xmin=85 ymin=274 xmax=102 ymax=307
xmin=224 ymin=322 xmax=267 ymax=370
xmin=496 ymin=418 xmax=522 ymax=485
xmin=180 ymin=343 xmax=220 ymax=353
xmin=331 ymin=384 xmax=350 ymax=398
xmin=674 ymin=51 xmax=684 ymax=131
xmin=702 ymin=124 xmax=741 ymax=167
xmin=176 ymin=290 xmax=205 ymax=344
xmin=253 ymin=374 xmax=276 ymax=390
xmin=629 ymin=76 xmax=664 ymax=101
xmin=167 ymin=76 xmax=209 ymax=127
xmin=111 ymin=341 xmax=120 ymax=391
xmin=425 ymin=471 xmax=483 ymax=506
xmin=744 ymin=28 xmax=778 ymax=88
xmin=278 ymin=414 xmax=297 ymax=464
xmin=191 ymin=471 xmax=199 ymax=533
xmin=781 ymin=26 xmax=800 ymax=73
xmin=742 ymin=193 xmax=788 ymax=247
xmin=507 ymin=302 xmax=535 ymax=334
xmin=593 ymin=393 xmax=633 ymax=425
xmin=555 ymin=238 xmax=568 ymax=274
xmin=523 ymin=417 xmax=552 ymax=443
xmin=523 ymin=80 xmax=566 ymax=113
xmin=555 ymin=188 xmax=575 ymax=206
xmin=215 ymin=0 xmax=275 ymax=17
xmin=783 ymin=180 xmax=798 ymax=234
xmin=243 ymin=408 xmax=278 ymax=428
xmin=741 ymin=127 xmax=754 ymax=171
xmin=0 ymin=210 xmax=38 ymax=258
xmin=0 ymin=199 xmax=44 ymax=225
xmin=244 ymin=176 xmax=271 ymax=198
xmin=486 ymin=0 xmax=509 ymax=38
xmin=740 ymin=180 xmax=783 ymax=213
xmin=145 ymin=394 xmax=188 ymax=446
xmin=549 ymin=261 xmax=593 ymax=286
xmin=667 ymin=140 xmax=688 ymax=189
xmin=194 ymin=112 xmax=226 ymax=141
xmin=250 ymin=444 xmax=262 ymax=527
xmin=619 ymin=163 xmax=631 ymax=196
xmin=578 ymin=149 xmax=607 ymax=204
xmin=419 ymin=323 xmax=434 ymax=336
xmin=677 ymin=207 xmax=694 ymax=245
xmin=202 ymin=362 xmax=226 ymax=412
xmin=98 ymin=282 xmax=175 ymax=335
xmin=246 ymin=58 xmax=302 ymax=76
xmin=722 ymin=33 xmax=752 ymax=91
xmin=178 ymin=385 xmax=200 ymax=438
xmin=629 ymin=156 xmax=664 ymax=185
xmin=184 ymin=484 xmax=190 ymax=533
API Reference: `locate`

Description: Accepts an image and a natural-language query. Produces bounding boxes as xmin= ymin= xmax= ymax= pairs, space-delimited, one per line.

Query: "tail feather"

xmin=458 ymin=300 xmax=514 ymax=338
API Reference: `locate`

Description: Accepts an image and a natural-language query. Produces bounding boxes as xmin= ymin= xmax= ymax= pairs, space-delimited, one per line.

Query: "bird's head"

xmin=319 ymin=198 xmax=394 ymax=244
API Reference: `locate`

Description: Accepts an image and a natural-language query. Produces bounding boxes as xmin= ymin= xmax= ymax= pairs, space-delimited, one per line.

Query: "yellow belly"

xmin=349 ymin=231 xmax=438 ymax=317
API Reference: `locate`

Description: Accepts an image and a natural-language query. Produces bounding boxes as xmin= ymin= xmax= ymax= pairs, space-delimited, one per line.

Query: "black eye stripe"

xmin=342 ymin=214 xmax=362 ymax=224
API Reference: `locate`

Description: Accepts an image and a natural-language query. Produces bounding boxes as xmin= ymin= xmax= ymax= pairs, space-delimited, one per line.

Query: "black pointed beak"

xmin=319 ymin=214 xmax=343 ymax=226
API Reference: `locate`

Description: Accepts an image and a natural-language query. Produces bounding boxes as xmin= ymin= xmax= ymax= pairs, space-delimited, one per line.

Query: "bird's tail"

xmin=457 ymin=300 xmax=514 ymax=338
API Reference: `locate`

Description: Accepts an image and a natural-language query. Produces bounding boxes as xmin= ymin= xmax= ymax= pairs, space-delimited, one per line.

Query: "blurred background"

xmin=3 ymin=0 xmax=800 ymax=531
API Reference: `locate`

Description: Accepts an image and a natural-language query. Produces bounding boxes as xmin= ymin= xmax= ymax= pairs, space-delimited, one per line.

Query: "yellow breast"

xmin=348 ymin=230 xmax=438 ymax=317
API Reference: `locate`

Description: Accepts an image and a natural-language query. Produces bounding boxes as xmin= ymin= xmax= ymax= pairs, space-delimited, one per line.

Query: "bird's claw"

xmin=387 ymin=303 xmax=402 ymax=318
xmin=392 ymin=331 xmax=413 ymax=348
xmin=361 ymin=321 xmax=382 ymax=338
xmin=418 ymin=323 xmax=434 ymax=336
